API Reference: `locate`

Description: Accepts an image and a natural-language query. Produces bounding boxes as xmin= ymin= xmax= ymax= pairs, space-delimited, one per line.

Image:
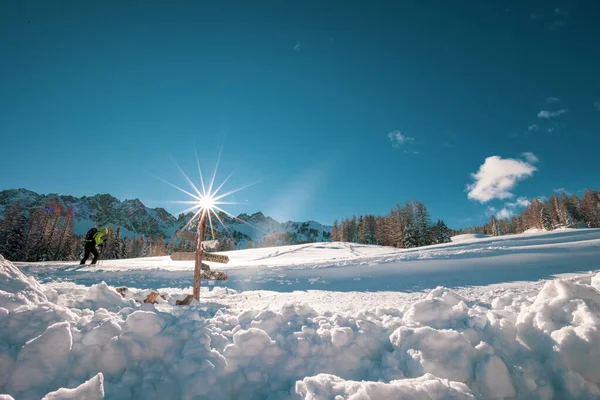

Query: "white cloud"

xmin=496 ymin=196 xmax=531 ymax=219
xmin=521 ymin=152 xmax=539 ymax=164
xmin=293 ymin=41 xmax=301 ymax=52
xmin=506 ymin=197 xmax=531 ymax=208
xmin=546 ymin=97 xmax=560 ymax=103
xmin=516 ymin=197 xmax=531 ymax=207
xmin=497 ymin=208 xmax=514 ymax=219
xmin=527 ymin=124 xmax=540 ymax=133
xmin=388 ymin=130 xmax=415 ymax=148
xmin=466 ymin=154 xmax=538 ymax=203
xmin=537 ymin=109 xmax=567 ymax=118
xmin=554 ymin=188 xmax=572 ymax=196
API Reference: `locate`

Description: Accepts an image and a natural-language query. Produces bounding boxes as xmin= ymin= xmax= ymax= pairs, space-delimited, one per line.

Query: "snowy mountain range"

xmin=0 ymin=189 xmax=331 ymax=245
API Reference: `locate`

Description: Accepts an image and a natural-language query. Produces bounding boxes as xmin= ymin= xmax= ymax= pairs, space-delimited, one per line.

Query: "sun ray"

xmin=174 ymin=161 xmax=202 ymax=198
xmin=207 ymin=209 xmax=215 ymax=239
xmin=166 ymin=200 xmax=204 ymax=205
xmin=213 ymin=179 xmax=262 ymax=202
xmin=212 ymin=201 xmax=247 ymax=206
xmin=207 ymin=145 xmax=223 ymax=196
xmin=212 ymin=205 xmax=269 ymax=235
xmin=194 ymin=145 xmax=207 ymax=196
xmin=154 ymin=174 xmax=200 ymax=201
xmin=177 ymin=203 xmax=202 ymax=216
xmin=182 ymin=208 xmax=203 ymax=231
xmin=162 ymin=147 xmax=262 ymax=252
xmin=209 ymin=208 xmax=233 ymax=237
xmin=212 ymin=168 xmax=237 ymax=198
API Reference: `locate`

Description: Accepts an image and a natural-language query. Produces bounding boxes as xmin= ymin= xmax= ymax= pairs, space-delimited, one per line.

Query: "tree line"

xmin=0 ymin=200 xmax=184 ymax=262
xmin=456 ymin=189 xmax=600 ymax=236
xmin=330 ymin=200 xmax=452 ymax=248
xmin=2 ymin=189 xmax=598 ymax=262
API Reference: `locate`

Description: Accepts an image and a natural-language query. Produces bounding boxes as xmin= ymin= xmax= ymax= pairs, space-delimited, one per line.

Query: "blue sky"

xmin=1 ymin=1 xmax=599 ymax=228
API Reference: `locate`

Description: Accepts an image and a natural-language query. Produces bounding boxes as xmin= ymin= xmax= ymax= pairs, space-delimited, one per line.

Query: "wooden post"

xmin=193 ymin=210 xmax=208 ymax=300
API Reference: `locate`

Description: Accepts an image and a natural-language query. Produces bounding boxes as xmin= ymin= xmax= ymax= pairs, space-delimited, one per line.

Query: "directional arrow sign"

xmin=200 ymin=270 xmax=228 ymax=281
xmin=203 ymin=252 xmax=230 ymax=264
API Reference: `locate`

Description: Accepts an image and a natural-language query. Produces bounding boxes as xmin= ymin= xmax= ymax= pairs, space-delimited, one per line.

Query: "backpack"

xmin=85 ymin=227 xmax=98 ymax=241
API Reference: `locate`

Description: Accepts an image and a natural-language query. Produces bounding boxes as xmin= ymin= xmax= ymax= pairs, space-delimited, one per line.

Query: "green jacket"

xmin=92 ymin=230 xmax=107 ymax=245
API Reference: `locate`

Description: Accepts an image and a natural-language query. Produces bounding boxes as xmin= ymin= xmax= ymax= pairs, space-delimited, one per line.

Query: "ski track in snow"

xmin=16 ymin=229 xmax=600 ymax=293
xmin=1 ymin=228 xmax=600 ymax=399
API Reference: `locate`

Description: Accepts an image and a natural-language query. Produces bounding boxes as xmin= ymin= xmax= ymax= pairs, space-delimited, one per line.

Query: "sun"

xmin=198 ymin=195 xmax=215 ymax=211
xmin=157 ymin=147 xmax=261 ymax=239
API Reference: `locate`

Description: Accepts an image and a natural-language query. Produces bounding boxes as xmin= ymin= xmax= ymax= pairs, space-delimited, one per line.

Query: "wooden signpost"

xmin=204 ymin=252 xmax=230 ymax=264
xmin=170 ymin=214 xmax=231 ymax=303
xmin=193 ymin=211 xmax=208 ymax=300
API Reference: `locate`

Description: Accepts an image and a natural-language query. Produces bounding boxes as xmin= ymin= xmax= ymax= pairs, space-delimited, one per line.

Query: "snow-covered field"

xmin=2 ymin=229 xmax=600 ymax=399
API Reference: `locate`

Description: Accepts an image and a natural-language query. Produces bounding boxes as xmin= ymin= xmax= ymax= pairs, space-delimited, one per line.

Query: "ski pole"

xmin=98 ymin=245 xmax=105 ymax=266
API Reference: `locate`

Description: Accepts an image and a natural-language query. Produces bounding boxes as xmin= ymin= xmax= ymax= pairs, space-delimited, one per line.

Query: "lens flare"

xmin=159 ymin=147 xmax=267 ymax=239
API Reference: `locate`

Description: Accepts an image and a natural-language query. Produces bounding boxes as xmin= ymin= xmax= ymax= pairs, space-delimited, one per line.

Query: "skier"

xmin=80 ymin=227 xmax=109 ymax=265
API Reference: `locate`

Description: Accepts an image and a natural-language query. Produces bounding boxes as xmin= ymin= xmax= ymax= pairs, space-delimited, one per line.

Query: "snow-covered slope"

xmin=3 ymin=229 xmax=600 ymax=399
xmin=20 ymin=228 xmax=600 ymax=293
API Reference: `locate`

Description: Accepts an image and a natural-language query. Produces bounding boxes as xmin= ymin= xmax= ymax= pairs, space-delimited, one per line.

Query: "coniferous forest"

xmin=1 ymin=189 xmax=599 ymax=262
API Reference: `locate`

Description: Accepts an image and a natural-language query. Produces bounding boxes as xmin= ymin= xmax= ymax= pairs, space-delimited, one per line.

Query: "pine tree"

xmin=490 ymin=215 xmax=501 ymax=236
xmin=374 ymin=216 xmax=386 ymax=246
xmin=121 ymin=237 xmax=129 ymax=259
xmin=387 ymin=207 xmax=403 ymax=247
xmin=23 ymin=207 xmax=48 ymax=261
xmin=42 ymin=200 xmax=63 ymax=261
xmin=432 ymin=219 xmax=451 ymax=244
xmin=331 ymin=220 xmax=340 ymax=242
xmin=498 ymin=218 xmax=511 ymax=235
xmin=566 ymin=194 xmax=583 ymax=224
xmin=0 ymin=204 xmax=26 ymax=261
xmin=365 ymin=215 xmax=377 ymax=244
xmin=357 ymin=215 xmax=368 ymax=244
xmin=167 ymin=235 xmax=176 ymax=254
xmin=338 ymin=219 xmax=346 ymax=242
xmin=549 ymin=194 xmax=564 ymax=226
xmin=413 ymin=201 xmax=432 ymax=246
xmin=142 ymin=237 xmax=152 ymax=257
xmin=153 ymin=235 xmax=168 ymax=256
xmin=402 ymin=204 xmax=418 ymax=248
xmin=581 ymin=190 xmax=600 ymax=228
xmin=106 ymin=226 xmax=122 ymax=259
xmin=53 ymin=207 xmax=75 ymax=260
xmin=349 ymin=216 xmax=358 ymax=243
xmin=541 ymin=207 xmax=553 ymax=231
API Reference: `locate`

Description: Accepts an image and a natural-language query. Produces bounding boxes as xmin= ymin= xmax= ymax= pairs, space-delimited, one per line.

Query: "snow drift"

xmin=3 ymin=251 xmax=600 ymax=399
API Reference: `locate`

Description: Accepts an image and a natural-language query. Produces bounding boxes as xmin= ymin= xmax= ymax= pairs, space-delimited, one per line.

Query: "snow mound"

xmin=10 ymin=321 xmax=72 ymax=393
xmin=389 ymin=326 xmax=476 ymax=382
xmin=517 ymin=278 xmax=600 ymax=396
xmin=475 ymin=354 xmax=516 ymax=399
xmin=4 ymin=253 xmax=600 ymax=399
xmin=296 ymin=373 xmax=475 ymax=399
xmin=0 ymin=257 xmax=47 ymax=311
xmin=42 ymin=373 xmax=104 ymax=400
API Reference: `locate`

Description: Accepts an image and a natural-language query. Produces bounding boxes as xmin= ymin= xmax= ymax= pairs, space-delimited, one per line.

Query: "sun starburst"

xmin=158 ymin=148 xmax=264 ymax=240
